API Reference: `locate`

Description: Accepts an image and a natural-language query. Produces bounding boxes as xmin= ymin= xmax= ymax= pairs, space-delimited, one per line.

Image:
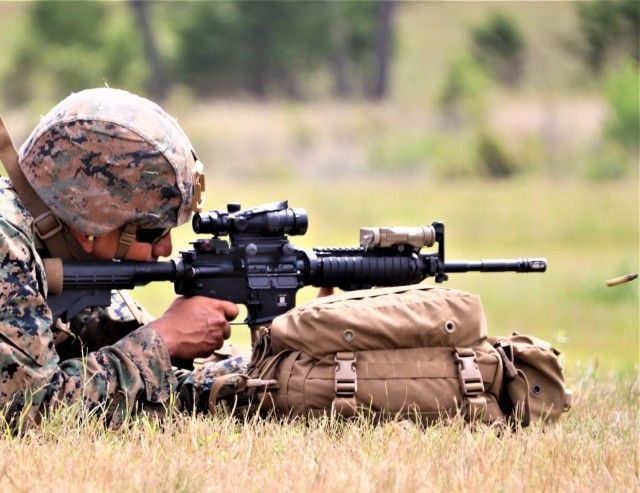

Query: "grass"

xmin=0 ymin=367 xmax=637 ymax=492
xmin=2 ymin=90 xmax=636 ymax=492
xmin=4 ymin=102 xmax=636 ymax=492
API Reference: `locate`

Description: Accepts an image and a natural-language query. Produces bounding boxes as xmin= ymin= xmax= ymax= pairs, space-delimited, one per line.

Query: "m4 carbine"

xmin=46 ymin=200 xmax=547 ymax=327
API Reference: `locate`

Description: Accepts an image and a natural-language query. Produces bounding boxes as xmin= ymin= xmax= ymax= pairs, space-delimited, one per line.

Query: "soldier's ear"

xmin=68 ymin=228 xmax=95 ymax=254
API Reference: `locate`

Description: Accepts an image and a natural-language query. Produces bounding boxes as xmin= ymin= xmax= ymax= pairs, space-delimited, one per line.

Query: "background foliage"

xmin=0 ymin=2 xmax=637 ymax=370
xmin=1 ymin=1 xmax=638 ymax=181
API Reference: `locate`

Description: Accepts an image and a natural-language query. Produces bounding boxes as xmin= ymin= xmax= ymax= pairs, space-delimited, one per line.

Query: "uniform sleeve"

xmin=52 ymin=325 xmax=177 ymax=422
xmin=0 ymin=196 xmax=177 ymax=425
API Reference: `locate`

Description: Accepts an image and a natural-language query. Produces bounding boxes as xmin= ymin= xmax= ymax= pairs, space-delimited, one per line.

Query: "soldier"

xmin=0 ymin=87 xmax=246 ymax=426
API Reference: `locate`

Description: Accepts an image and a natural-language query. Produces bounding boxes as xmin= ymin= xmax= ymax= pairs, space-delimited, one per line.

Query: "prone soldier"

xmin=0 ymin=88 xmax=248 ymax=426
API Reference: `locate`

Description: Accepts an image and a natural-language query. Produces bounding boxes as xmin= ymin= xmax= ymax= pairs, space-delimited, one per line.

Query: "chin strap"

xmin=0 ymin=113 xmax=76 ymax=260
xmin=114 ymin=223 xmax=137 ymax=260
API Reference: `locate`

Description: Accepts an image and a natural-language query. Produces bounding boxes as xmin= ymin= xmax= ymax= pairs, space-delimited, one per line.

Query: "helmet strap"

xmin=114 ymin=223 xmax=137 ymax=260
xmin=1 ymin=113 xmax=76 ymax=260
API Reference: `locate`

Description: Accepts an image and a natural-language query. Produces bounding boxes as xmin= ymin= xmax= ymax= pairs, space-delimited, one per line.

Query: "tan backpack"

xmin=211 ymin=285 xmax=571 ymax=427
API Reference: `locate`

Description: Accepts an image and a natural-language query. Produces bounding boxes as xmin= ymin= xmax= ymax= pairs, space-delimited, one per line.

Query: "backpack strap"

xmin=0 ymin=114 xmax=75 ymax=260
xmin=492 ymin=338 xmax=532 ymax=426
xmin=454 ymin=347 xmax=488 ymax=422
xmin=273 ymin=351 xmax=302 ymax=413
xmin=0 ymin=114 xmax=19 ymax=174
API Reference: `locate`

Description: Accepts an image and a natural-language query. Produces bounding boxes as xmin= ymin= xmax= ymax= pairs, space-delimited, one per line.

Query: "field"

xmin=0 ymin=368 xmax=637 ymax=492
xmin=3 ymin=89 xmax=637 ymax=493
xmin=1 ymin=2 xmax=638 ymax=491
xmin=2 ymin=170 xmax=637 ymax=492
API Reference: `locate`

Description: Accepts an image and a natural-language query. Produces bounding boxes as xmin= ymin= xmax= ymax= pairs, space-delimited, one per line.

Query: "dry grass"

xmin=2 ymin=97 xmax=636 ymax=491
xmin=0 ymin=368 xmax=637 ymax=493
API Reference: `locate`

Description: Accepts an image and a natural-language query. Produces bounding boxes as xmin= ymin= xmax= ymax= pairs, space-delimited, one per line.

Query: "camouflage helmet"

xmin=18 ymin=88 xmax=204 ymax=237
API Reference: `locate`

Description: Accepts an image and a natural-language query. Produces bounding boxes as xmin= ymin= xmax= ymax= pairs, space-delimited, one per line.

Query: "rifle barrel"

xmin=444 ymin=258 xmax=547 ymax=273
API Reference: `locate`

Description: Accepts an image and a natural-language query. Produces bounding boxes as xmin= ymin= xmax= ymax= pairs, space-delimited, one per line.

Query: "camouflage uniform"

xmin=180 ymin=351 xmax=252 ymax=413
xmin=0 ymin=178 xmax=177 ymax=424
xmin=0 ymin=88 xmax=248 ymax=426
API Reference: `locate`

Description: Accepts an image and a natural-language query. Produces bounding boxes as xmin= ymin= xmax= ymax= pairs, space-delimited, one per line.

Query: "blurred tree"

xmin=169 ymin=1 xmax=330 ymax=99
xmin=237 ymin=1 xmax=331 ymax=99
xmin=476 ymin=131 xmax=520 ymax=178
xmin=370 ymin=0 xmax=396 ymax=100
xmin=168 ymin=1 xmax=390 ymax=100
xmin=2 ymin=1 xmax=396 ymax=104
xmin=572 ymin=0 xmax=639 ymax=75
xmin=326 ymin=1 xmax=391 ymax=99
xmin=2 ymin=1 xmax=146 ymax=107
xmin=470 ymin=11 xmax=527 ymax=87
xmin=437 ymin=53 xmax=492 ymax=130
xmin=602 ymin=57 xmax=639 ymax=152
xmin=128 ymin=0 xmax=167 ymax=101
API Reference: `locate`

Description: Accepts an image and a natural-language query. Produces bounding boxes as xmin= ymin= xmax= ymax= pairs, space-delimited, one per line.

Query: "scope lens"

xmin=192 ymin=211 xmax=227 ymax=235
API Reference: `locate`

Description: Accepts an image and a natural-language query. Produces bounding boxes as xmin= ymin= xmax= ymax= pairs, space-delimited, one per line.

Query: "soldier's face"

xmin=71 ymin=226 xmax=174 ymax=261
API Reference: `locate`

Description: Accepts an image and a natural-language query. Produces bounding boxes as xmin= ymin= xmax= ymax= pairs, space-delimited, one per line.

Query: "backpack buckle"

xmin=334 ymin=352 xmax=357 ymax=397
xmin=454 ymin=349 xmax=484 ymax=397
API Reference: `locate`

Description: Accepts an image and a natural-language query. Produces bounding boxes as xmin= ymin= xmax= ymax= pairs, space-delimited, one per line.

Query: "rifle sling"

xmin=0 ymin=113 xmax=74 ymax=260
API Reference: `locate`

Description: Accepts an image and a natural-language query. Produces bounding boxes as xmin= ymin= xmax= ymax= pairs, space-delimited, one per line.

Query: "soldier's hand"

xmin=150 ymin=296 xmax=239 ymax=360
xmin=317 ymin=287 xmax=334 ymax=297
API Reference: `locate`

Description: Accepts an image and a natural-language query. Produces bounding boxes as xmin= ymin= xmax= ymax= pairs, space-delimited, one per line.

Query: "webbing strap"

xmin=116 ymin=289 xmax=149 ymax=327
xmin=0 ymin=114 xmax=19 ymax=172
xmin=206 ymin=372 xmax=280 ymax=416
xmin=274 ymin=351 xmax=302 ymax=412
xmin=114 ymin=223 xmax=137 ymax=260
xmin=207 ymin=373 xmax=249 ymax=415
xmin=0 ymin=114 xmax=74 ymax=260
xmin=495 ymin=344 xmax=519 ymax=379
xmin=492 ymin=339 xmax=531 ymax=425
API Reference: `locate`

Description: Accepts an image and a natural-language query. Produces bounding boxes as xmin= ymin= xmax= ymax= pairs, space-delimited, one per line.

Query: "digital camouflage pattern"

xmin=1 ymin=88 xmax=246 ymax=426
xmin=0 ymin=179 xmax=177 ymax=425
xmin=1 ymin=179 xmax=251 ymax=425
xmin=179 ymin=354 xmax=252 ymax=413
xmin=18 ymin=88 xmax=197 ymax=236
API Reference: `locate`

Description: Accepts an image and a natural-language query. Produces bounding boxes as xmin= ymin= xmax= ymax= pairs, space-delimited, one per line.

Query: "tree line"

xmin=1 ymin=0 xmax=637 ymax=107
xmin=3 ymin=1 xmax=396 ymax=105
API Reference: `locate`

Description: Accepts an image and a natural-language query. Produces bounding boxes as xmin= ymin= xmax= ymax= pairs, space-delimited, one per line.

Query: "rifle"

xmin=46 ymin=200 xmax=547 ymax=328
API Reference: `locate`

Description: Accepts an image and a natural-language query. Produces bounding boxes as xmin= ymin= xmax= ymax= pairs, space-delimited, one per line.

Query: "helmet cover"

xmin=19 ymin=88 xmax=198 ymax=236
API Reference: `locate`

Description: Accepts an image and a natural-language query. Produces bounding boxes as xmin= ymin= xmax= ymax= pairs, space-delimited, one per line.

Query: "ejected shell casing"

xmin=606 ymin=273 xmax=638 ymax=287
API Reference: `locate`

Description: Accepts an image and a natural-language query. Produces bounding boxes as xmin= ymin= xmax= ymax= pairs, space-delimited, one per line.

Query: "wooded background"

xmin=0 ymin=1 xmax=637 ymax=182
